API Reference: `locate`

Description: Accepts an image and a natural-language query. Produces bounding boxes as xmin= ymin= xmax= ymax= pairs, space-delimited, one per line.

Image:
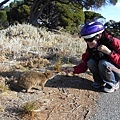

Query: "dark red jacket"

xmin=73 ymin=31 xmax=120 ymax=74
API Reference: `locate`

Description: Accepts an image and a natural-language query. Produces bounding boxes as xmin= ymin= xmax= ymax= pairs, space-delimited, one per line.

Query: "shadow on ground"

xmin=45 ymin=75 xmax=103 ymax=92
xmin=0 ymin=70 xmax=103 ymax=93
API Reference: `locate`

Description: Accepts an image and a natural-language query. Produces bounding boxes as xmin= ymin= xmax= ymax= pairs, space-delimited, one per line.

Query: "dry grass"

xmin=0 ymin=23 xmax=86 ymax=61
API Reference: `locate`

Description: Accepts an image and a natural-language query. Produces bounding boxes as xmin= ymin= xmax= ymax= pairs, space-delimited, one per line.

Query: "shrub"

xmin=0 ymin=10 xmax=7 ymax=23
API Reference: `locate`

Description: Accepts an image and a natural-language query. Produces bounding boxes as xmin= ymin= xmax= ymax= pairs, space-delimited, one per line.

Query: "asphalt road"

xmin=90 ymin=85 xmax=120 ymax=120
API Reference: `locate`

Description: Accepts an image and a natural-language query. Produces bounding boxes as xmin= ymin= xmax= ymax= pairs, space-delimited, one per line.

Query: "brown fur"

xmin=18 ymin=70 xmax=54 ymax=92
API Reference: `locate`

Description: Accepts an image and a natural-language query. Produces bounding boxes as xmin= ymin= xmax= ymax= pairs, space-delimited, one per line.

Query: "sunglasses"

xmin=84 ymin=37 xmax=95 ymax=42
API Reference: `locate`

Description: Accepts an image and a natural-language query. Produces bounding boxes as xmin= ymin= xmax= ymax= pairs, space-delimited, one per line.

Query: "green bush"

xmin=56 ymin=3 xmax=85 ymax=33
xmin=0 ymin=10 xmax=7 ymax=23
xmin=84 ymin=11 xmax=103 ymax=23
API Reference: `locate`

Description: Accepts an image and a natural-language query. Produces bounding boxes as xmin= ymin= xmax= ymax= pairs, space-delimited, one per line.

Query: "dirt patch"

xmin=0 ymin=68 xmax=101 ymax=120
xmin=0 ymin=54 xmax=102 ymax=120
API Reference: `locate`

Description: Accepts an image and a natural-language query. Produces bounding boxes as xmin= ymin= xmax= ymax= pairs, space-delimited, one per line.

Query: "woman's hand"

xmin=64 ymin=67 xmax=74 ymax=73
xmin=97 ymin=45 xmax=112 ymax=55
xmin=63 ymin=67 xmax=74 ymax=76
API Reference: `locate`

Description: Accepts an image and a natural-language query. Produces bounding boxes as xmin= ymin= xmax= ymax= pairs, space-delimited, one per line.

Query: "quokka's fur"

xmin=18 ymin=70 xmax=54 ymax=92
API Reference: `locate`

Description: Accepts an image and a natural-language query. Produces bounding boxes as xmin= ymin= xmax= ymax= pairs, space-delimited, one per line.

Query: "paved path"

xmin=90 ymin=87 xmax=120 ymax=120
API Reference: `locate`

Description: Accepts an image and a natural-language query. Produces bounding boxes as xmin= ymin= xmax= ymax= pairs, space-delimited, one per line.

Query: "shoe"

xmin=91 ymin=82 xmax=106 ymax=89
xmin=103 ymin=82 xmax=119 ymax=93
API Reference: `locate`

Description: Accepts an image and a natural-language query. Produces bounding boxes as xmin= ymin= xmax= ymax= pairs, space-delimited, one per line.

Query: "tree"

xmin=0 ymin=0 xmax=10 ymax=8
xmin=0 ymin=0 xmax=118 ymax=32
xmin=28 ymin=0 xmax=118 ymax=25
xmin=0 ymin=10 xmax=7 ymax=23
xmin=7 ymin=3 xmax=30 ymax=24
xmin=56 ymin=3 xmax=84 ymax=32
xmin=105 ymin=20 xmax=120 ymax=38
xmin=84 ymin=11 xmax=104 ymax=23
xmin=5 ymin=1 xmax=84 ymax=32
xmin=0 ymin=0 xmax=118 ymax=25
xmin=0 ymin=10 xmax=8 ymax=29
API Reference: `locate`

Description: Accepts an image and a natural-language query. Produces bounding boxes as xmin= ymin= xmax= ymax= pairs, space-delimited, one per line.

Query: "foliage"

xmin=18 ymin=4 xmax=30 ymax=21
xmin=22 ymin=101 xmax=35 ymax=113
xmin=79 ymin=0 xmax=117 ymax=9
xmin=84 ymin=11 xmax=104 ymax=23
xmin=9 ymin=2 xmax=17 ymax=8
xmin=105 ymin=20 xmax=120 ymax=38
xmin=54 ymin=55 xmax=63 ymax=72
xmin=0 ymin=0 xmax=119 ymax=32
xmin=28 ymin=0 xmax=118 ymax=25
xmin=6 ymin=1 xmax=84 ymax=33
xmin=0 ymin=84 xmax=8 ymax=93
xmin=7 ymin=3 xmax=30 ymax=24
xmin=0 ymin=10 xmax=7 ymax=23
xmin=56 ymin=2 xmax=84 ymax=32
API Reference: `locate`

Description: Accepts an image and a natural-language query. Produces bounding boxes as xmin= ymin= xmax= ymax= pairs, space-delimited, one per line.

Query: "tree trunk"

xmin=0 ymin=0 xmax=10 ymax=7
xmin=29 ymin=0 xmax=51 ymax=25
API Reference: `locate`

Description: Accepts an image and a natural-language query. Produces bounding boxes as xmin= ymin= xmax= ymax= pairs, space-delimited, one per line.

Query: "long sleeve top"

xmin=73 ymin=31 xmax=120 ymax=74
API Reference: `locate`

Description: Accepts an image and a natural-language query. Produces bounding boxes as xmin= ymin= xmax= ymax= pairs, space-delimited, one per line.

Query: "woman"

xmin=65 ymin=21 xmax=120 ymax=93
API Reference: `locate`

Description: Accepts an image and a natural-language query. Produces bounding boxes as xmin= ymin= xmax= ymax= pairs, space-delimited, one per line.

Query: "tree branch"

xmin=0 ymin=0 xmax=10 ymax=7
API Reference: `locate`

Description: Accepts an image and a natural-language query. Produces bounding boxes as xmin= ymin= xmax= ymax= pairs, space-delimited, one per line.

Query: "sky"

xmin=89 ymin=0 xmax=120 ymax=22
xmin=4 ymin=0 xmax=14 ymax=6
xmin=5 ymin=0 xmax=120 ymax=22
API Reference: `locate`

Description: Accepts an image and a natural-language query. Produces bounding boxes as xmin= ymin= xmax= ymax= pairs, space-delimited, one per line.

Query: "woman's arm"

xmin=73 ymin=50 xmax=89 ymax=74
xmin=64 ymin=50 xmax=89 ymax=74
xmin=109 ymin=38 xmax=120 ymax=68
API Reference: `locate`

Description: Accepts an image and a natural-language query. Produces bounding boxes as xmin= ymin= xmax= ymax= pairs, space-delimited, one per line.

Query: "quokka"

xmin=18 ymin=70 xmax=54 ymax=92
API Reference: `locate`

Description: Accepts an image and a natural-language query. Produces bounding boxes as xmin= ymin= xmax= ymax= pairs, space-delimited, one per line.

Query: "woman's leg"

xmin=98 ymin=60 xmax=120 ymax=84
xmin=108 ymin=66 xmax=120 ymax=82
xmin=87 ymin=59 xmax=104 ymax=84
xmin=98 ymin=60 xmax=120 ymax=92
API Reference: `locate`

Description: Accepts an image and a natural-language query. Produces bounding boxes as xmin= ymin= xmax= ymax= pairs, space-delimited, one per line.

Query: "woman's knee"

xmin=98 ymin=60 xmax=108 ymax=70
xmin=87 ymin=59 xmax=97 ymax=69
xmin=98 ymin=60 xmax=109 ymax=68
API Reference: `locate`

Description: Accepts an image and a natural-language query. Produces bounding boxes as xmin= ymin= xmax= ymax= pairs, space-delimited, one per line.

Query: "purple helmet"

xmin=80 ymin=21 xmax=104 ymax=39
